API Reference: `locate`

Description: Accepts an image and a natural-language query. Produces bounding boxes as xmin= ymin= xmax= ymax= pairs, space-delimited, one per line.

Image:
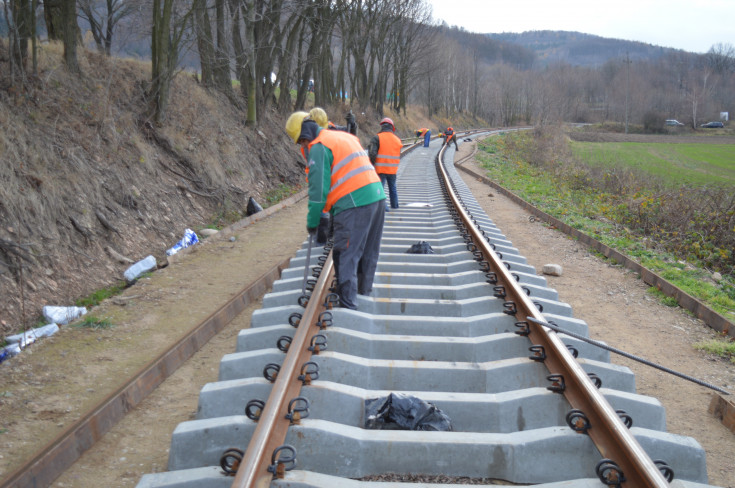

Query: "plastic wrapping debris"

xmin=246 ymin=197 xmax=263 ymax=216
xmin=365 ymin=393 xmax=452 ymax=431
xmin=124 ymin=255 xmax=158 ymax=282
xmin=6 ymin=323 xmax=60 ymax=348
xmin=0 ymin=343 xmax=21 ymax=364
xmin=166 ymin=228 xmax=199 ymax=256
xmin=404 ymin=202 xmax=433 ymax=208
xmin=405 ymin=241 xmax=434 ymax=254
xmin=43 ymin=305 xmax=87 ymax=325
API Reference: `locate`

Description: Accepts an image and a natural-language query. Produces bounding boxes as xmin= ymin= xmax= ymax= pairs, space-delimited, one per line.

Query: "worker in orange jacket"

xmin=415 ymin=127 xmax=431 ymax=147
xmin=286 ymin=111 xmax=386 ymax=309
xmin=306 ymin=107 xmax=358 ymax=244
xmin=368 ymin=117 xmax=402 ymax=210
xmin=443 ymin=126 xmax=458 ymax=150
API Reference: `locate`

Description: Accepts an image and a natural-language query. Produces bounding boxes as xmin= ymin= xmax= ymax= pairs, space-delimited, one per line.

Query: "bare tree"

xmin=60 ymin=0 xmax=78 ymax=72
xmin=77 ymin=0 xmax=140 ymax=55
xmin=193 ymin=0 xmax=215 ymax=87
xmin=148 ymin=0 xmax=194 ymax=124
xmin=8 ymin=0 xmax=33 ymax=76
xmin=707 ymin=43 xmax=735 ymax=75
xmin=43 ymin=0 xmax=64 ymax=40
xmin=687 ymin=63 xmax=714 ymax=129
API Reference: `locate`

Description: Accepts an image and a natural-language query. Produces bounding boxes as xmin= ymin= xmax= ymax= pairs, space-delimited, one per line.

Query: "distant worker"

xmin=320 ymin=111 xmax=358 ymax=136
xmin=443 ymin=126 xmax=458 ymax=150
xmin=308 ymin=107 xmax=357 ymax=135
xmin=415 ymin=127 xmax=431 ymax=147
xmin=369 ymin=117 xmax=402 ymax=211
xmin=415 ymin=127 xmax=432 ymax=147
xmin=285 ymin=111 xmax=386 ymax=310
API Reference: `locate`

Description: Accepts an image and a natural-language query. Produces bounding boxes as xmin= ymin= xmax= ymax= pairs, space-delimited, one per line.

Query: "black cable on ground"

xmin=526 ymin=316 xmax=732 ymax=396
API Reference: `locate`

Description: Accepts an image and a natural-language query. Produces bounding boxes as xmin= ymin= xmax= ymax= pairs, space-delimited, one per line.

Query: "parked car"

xmin=700 ymin=121 xmax=724 ymax=128
xmin=665 ymin=119 xmax=685 ymax=126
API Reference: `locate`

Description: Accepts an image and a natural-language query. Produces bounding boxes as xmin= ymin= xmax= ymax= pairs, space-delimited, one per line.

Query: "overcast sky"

xmin=426 ymin=0 xmax=734 ymax=54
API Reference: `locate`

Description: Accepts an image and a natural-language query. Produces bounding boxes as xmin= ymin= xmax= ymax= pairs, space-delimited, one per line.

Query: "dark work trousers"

xmin=331 ymin=199 xmax=385 ymax=309
xmin=379 ymin=173 xmax=399 ymax=209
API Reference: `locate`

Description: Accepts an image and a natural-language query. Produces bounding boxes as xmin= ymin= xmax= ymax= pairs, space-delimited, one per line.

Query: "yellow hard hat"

xmin=309 ymin=107 xmax=329 ymax=128
xmin=285 ymin=111 xmax=309 ymax=143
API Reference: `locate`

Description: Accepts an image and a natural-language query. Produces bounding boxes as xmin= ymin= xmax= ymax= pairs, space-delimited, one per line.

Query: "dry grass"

xmin=0 ymin=42 xmax=304 ymax=335
xmin=1 ymin=39 xmax=488 ymax=336
xmin=506 ymin=126 xmax=735 ymax=274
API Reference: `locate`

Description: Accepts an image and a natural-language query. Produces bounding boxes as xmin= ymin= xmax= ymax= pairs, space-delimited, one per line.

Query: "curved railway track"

xmin=3 ymin=131 xmax=720 ymax=488
xmin=133 ymin=131 xmax=719 ymax=488
xmin=0 ymin=128 xmax=728 ymax=488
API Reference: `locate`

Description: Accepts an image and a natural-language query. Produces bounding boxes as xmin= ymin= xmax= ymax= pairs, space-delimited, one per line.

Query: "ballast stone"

xmin=542 ymin=264 xmax=563 ymax=276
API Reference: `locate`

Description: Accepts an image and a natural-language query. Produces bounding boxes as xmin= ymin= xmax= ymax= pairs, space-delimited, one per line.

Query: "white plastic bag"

xmin=124 ymin=255 xmax=157 ymax=282
xmin=43 ymin=306 xmax=87 ymax=325
xmin=6 ymin=323 xmax=60 ymax=347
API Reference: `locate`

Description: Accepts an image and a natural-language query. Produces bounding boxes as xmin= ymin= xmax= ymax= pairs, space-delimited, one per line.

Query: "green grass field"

xmin=570 ymin=142 xmax=735 ymax=187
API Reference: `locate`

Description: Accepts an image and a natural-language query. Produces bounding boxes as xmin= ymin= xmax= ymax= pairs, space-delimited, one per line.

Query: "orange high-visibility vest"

xmin=374 ymin=132 xmax=402 ymax=175
xmin=309 ymin=130 xmax=380 ymax=212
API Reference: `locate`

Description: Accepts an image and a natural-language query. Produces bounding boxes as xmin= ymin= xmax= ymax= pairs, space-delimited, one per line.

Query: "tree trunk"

xmin=212 ymin=0 xmax=232 ymax=94
xmin=61 ymin=0 xmax=79 ymax=73
xmin=10 ymin=0 xmax=33 ymax=73
xmin=43 ymin=0 xmax=64 ymax=40
xmin=149 ymin=0 xmax=173 ymax=124
xmin=244 ymin=0 xmax=256 ymax=126
xmin=194 ymin=0 xmax=215 ymax=87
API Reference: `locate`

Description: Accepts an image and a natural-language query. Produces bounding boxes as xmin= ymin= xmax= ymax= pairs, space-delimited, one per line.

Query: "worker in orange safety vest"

xmin=305 ymin=107 xmax=358 ymax=244
xmin=442 ymin=126 xmax=458 ymax=150
xmin=368 ymin=117 xmax=402 ymax=211
xmin=415 ymin=127 xmax=431 ymax=147
xmin=285 ymin=111 xmax=386 ymax=310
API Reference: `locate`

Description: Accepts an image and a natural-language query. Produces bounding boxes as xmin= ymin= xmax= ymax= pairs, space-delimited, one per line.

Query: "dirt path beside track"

xmin=2 ymin=140 xmax=734 ymax=487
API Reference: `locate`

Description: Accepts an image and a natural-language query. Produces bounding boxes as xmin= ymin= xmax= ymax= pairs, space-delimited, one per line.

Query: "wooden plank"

xmin=709 ymin=393 xmax=735 ymax=434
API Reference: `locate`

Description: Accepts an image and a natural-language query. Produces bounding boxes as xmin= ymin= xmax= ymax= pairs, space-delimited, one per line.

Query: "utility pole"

xmin=624 ymin=52 xmax=631 ymax=134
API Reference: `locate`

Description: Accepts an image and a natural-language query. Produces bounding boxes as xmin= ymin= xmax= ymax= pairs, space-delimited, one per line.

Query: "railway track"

xmin=134 ymin=132 xmax=717 ymax=488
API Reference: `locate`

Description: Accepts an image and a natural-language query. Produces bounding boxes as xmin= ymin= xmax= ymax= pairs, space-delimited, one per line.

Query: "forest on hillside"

xmin=4 ymin=0 xmax=735 ymax=128
xmin=2 ymin=0 xmax=735 ymax=333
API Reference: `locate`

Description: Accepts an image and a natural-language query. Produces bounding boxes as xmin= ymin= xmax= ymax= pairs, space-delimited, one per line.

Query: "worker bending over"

xmin=285 ymin=111 xmax=386 ymax=310
xmin=415 ymin=127 xmax=431 ymax=147
xmin=443 ymin=126 xmax=458 ymax=150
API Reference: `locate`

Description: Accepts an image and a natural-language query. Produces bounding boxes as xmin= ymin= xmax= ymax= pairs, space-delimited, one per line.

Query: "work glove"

xmin=316 ymin=214 xmax=330 ymax=245
xmin=345 ymin=111 xmax=355 ymax=124
xmin=307 ymin=225 xmax=317 ymax=235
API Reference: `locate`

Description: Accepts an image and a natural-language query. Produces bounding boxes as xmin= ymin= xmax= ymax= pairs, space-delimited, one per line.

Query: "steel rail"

xmin=435 ymin=142 xmax=670 ymax=486
xmin=230 ymin=252 xmax=335 ymax=488
xmin=230 ymin=142 xmax=421 ymax=488
xmin=0 ymin=258 xmax=292 ymax=488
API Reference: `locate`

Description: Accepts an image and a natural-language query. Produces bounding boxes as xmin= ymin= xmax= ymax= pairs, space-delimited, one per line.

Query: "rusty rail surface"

xmin=222 ymin=135 xmax=670 ymax=487
xmin=0 ymin=190 xmax=309 ymax=488
xmin=1 ymin=258 xmax=291 ymax=488
xmin=230 ymin=253 xmax=335 ymax=488
xmin=435 ymin=142 xmax=670 ymax=486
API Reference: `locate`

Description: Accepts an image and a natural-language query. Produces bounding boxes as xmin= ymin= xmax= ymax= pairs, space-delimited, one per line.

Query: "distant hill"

xmin=488 ymin=30 xmax=686 ymax=67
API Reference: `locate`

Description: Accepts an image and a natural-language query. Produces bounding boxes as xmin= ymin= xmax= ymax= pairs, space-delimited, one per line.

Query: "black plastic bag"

xmin=246 ymin=197 xmax=263 ymax=216
xmin=405 ymin=241 xmax=434 ymax=254
xmin=365 ymin=393 xmax=452 ymax=431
